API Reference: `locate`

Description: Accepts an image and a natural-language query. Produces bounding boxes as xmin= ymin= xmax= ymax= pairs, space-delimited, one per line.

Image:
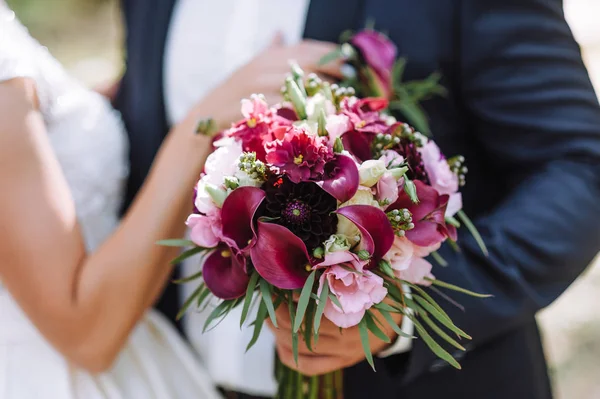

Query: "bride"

xmin=0 ymin=4 xmax=225 ymax=398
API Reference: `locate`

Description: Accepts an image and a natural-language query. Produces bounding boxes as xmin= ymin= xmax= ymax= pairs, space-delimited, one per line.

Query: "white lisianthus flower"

xmin=234 ymin=170 xmax=263 ymax=188
xmin=204 ymin=138 xmax=243 ymax=186
xmin=358 ymin=159 xmax=387 ymax=187
xmin=324 ymin=234 xmax=352 ymax=254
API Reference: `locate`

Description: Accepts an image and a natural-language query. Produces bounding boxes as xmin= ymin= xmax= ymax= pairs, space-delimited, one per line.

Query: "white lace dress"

xmin=0 ymin=4 xmax=221 ymax=398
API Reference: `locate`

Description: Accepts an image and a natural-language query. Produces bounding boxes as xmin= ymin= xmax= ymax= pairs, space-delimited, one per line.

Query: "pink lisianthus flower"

xmin=379 ymin=150 xmax=404 ymax=169
xmin=341 ymin=97 xmax=389 ymax=134
xmin=317 ymin=251 xmax=387 ymax=328
xmin=376 ymin=171 xmax=399 ymax=207
xmin=186 ymin=210 xmax=223 ymax=248
xmin=265 ymin=126 xmax=333 ymax=183
xmin=325 ymin=114 xmax=352 ymax=144
xmin=383 ymin=236 xmax=437 ymax=286
xmin=419 ymin=141 xmax=459 ymax=196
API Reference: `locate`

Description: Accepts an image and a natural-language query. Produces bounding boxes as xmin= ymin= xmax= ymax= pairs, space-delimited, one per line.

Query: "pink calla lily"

xmin=250 ymin=220 xmax=313 ymax=289
xmin=321 ymin=154 xmax=360 ymax=203
xmin=203 ymin=245 xmax=250 ymax=300
xmin=335 ymin=205 xmax=395 ymax=267
xmin=221 ymin=187 xmax=266 ymax=251
xmin=389 ymin=180 xmax=457 ymax=247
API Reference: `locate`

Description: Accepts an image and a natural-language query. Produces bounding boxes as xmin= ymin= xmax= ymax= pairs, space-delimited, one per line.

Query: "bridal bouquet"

xmin=160 ymin=31 xmax=487 ymax=399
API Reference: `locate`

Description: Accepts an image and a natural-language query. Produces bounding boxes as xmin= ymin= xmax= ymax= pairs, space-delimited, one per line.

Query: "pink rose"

xmin=376 ymin=171 xmax=399 ymax=207
xmin=419 ymin=141 xmax=459 ymax=196
xmin=317 ymin=251 xmax=387 ymax=328
xmin=396 ymin=257 xmax=435 ymax=286
xmin=186 ymin=211 xmax=223 ymax=248
xmin=383 ymin=236 xmax=415 ymax=272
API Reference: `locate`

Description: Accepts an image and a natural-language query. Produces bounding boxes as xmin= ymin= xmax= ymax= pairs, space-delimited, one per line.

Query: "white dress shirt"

xmin=164 ymin=1 xmax=412 ymax=396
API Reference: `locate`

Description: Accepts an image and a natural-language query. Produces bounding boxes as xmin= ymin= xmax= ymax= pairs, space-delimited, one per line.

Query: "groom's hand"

xmin=267 ymin=303 xmax=403 ymax=376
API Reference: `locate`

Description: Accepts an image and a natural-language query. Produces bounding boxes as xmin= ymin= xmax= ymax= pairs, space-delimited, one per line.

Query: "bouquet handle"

xmin=275 ymin=355 xmax=343 ymax=399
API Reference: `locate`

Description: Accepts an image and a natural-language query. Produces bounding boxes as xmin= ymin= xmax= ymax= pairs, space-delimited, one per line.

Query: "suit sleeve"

xmin=401 ymin=0 xmax=600 ymax=383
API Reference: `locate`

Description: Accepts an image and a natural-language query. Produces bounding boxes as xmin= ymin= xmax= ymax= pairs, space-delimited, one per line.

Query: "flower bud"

xmin=223 ymin=176 xmax=240 ymax=190
xmin=205 ymin=183 xmax=228 ymax=208
xmin=285 ymin=76 xmax=307 ymax=120
xmin=357 ymin=250 xmax=371 ymax=261
xmin=389 ymin=166 xmax=408 ymax=180
xmin=403 ymin=178 xmax=419 ymax=204
xmin=312 ymin=246 xmax=325 ymax=259
xmin=333 ymin=137 xmax=345 ymax=154
xmin=324 ymin=234 xmax=352 ymax=254
xmin=358 ymin=159 xmax=387 ymax=187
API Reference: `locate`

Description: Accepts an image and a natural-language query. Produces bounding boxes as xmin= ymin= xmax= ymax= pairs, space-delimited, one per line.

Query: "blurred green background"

xmin=6 ymin=0 xmax=600 ymax=397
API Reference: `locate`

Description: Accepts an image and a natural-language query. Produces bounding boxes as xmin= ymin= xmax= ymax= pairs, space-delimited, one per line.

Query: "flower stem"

xmin=275 ymin=356 xmax=343 ymax=399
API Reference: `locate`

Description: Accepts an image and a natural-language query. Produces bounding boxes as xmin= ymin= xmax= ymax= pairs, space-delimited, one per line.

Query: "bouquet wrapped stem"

xmin=275 ymin=358 xmax=343 ymax=399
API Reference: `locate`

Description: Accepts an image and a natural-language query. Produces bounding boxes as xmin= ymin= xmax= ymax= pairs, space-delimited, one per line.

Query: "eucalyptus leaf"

xmin=172 ymin=268 xmax=203 ymax=284
xmin=169 ymin=246 xmax=207 ymax=266
xmin=177 ymin=284 xmax=204 ymax=321
xmin=246 ymin=300 xmax=268 ymax=352
xmin=391 ymin=99 xmax=430 ymax=135
xmin=358 ymin=319 xmax=375 ymax=371
xmin=413 ymin=295 xmax=471 ymax=339
xmin=156 ymin=239 xmax=195 ymax=247
xmin=457 ymin=210 xmax=489 ymax=256
xmin=293 ymin=270 xmax=316 ymax=333
xmin=430 ymin=251 xmax=448 ymax=267
xmin=196 ymin=286 xmax=212 ymax=310
xmin=240 ymin=271 xmax=260 ymax=328
xmin=427 ymin=278 xmax=492 ymax=298
xmin=364 ymin=311 xmax=391 ymax=344
xmin=328 ymin=293 xmax=343 ymax=311
xmin=318 ymin=49 xmax=344 ymax=67
xmin=260 ymin=279 xmax=278 ymax=328
xmin=379 ymin=309 xmax=414 ymax=339
xmin=420 ymin=312 xmax=465 ymax=351
xmin=303 ymin=300 xmax=315 ymax=352
xmin=203 ymin=299 xmax=235 ymax=332
xmin=408 ymin=313 xmax=461 ymax=369
xmin=313 ymin=282 xmax=329 ymax=343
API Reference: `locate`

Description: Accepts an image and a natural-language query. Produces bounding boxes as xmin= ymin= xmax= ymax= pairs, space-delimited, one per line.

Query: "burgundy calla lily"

xmin=221 ymin=186 xmax=266 ymax=251
xmin=389 ymin=180 xmax=457 ymax=247
xmin=336 ymin=205 xmax=395 ymax=266
xmin=203 ymin=244 xmax=250 ymax=299
xmin=250 ymin=220 xmax=313 ymax=289
xmin=350 ymin=30 xmax=397 ymax=99
xmin=341 ymin=130 xmax=375 ymax=162
xmin=321 ymin=154 xmax=360 ymax=203
xmin=203 ymin=187 xmax=265 ymax=300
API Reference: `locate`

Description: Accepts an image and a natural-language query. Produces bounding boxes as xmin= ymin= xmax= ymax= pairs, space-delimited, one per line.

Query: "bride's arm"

xmin=0 ymin=77 xmax=211 ymax=373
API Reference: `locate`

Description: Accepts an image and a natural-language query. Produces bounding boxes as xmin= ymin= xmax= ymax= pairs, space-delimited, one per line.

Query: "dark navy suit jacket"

xmin=115 ymin=1 xmax=600 ymax=398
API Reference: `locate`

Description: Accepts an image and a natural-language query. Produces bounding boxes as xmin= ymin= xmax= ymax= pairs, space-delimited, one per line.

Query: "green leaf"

xmin=406 ymin=283 xmax=454 ymax=321
xmin=420 ymin=312 xmax=466 ymax=351
xmin=260 ymin=279 xmax=278 ymax=328
xmin=169 ymin=246 xmax=207 ymax=266
xmin=407 ymin=313 xmax=461 ymax=369
xmin=392 ymin=58 xmax=407 ymax=84
xmin=390 ymin=99 xmax=430 ymax=135
xmin=287 ymin=293 xmax=300 ymax=365
xmin=364 ymin=311 xmax=391 ymax=344
xmin=177 ymin=284 xmax=205 ymax=320
xmin=318 ymin=48 xmax=343 ymax=66
xmin=374 ymin=301 xmax=402 ymax=313
xmin=156 ymin=239 xmax=195 ymax=247
xmin=240 ymin=271 xmax=260 ymax=328
xmin=430 ymin=251 xmax=448 ymax=267
xmin=203 ymin=299 xmax=235 ymax=332
xmin=378 ymin=259 xmax=396 ymax=279
xmin=246 ymin=300 xmax=268 ymax=352
xmin=426 ymin=278 xmax=492 ymax=298
xmin=402 ymin=177 xmax=419 ymax=204
xmin=413 ymin=295 xmax=471 ymax=339
xmin=379 ymin=309 xmax=414 ymax=339
xmin=313 ymin=282 xmax=329 ymax=343
xmin=172 ymin=268 xmax=203 ymax=284
xmin=457 ymin=210 xmax=489 ymax=257
xmin=196 ymin=286 xmax=212 ymax=309
xmin=358 ymin=319 xmax=376 ymax=371
xmin=303 ymin=300 xmax=315 ymax=352
xmin=293 ymin=270 xmax=316 ymax=333
xmin=328 ymin=293 xmax=343 ymax=311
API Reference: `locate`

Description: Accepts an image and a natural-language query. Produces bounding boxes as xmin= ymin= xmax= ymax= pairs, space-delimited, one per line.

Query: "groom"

xmin=114 ymin=0 xmax=600 ymax=398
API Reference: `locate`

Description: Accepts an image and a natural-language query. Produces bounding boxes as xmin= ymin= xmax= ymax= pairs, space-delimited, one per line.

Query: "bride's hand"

xmin=187 ymin=38 xmax=344 ymax=131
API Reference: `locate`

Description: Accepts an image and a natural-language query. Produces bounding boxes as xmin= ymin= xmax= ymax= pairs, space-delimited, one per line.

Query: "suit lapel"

xmin=303 ymin=0 xmax=365 ymax=42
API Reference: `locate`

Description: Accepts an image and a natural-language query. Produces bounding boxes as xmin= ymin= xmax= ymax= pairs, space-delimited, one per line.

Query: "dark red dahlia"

xmin=398 ymin=138 xmax=429 ymax=182
xmin=262 ymin=176 xmax=338 ymax=251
